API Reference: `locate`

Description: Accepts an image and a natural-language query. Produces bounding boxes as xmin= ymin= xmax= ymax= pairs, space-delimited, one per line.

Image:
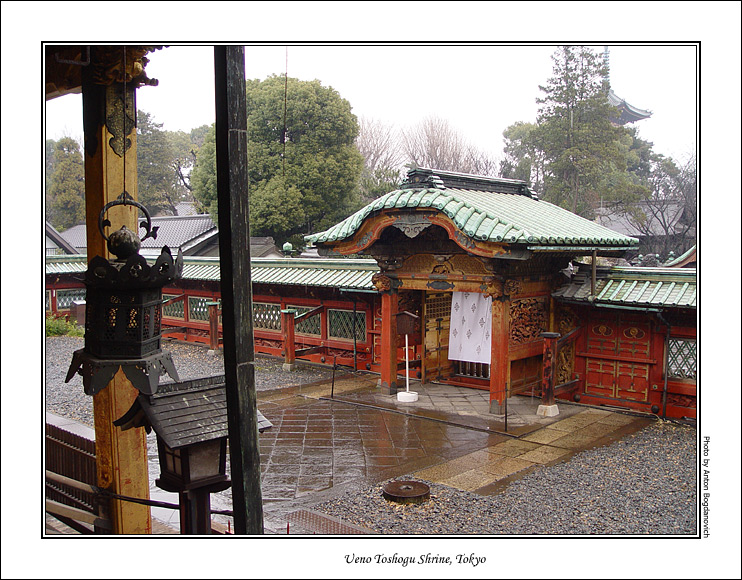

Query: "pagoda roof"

xmin=608 ymin=89 xmax=652 ymax=125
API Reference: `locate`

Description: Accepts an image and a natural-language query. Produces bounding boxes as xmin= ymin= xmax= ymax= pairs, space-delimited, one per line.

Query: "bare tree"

xmin=401 ymin=115 xmax=499 ymax=176
xmin=621 ymin=154 xmax=697 ymax=259
xmin=356 ymin=117 xmax=405 ymax=174
xmin=356 ymin=117 xmax=405 ymax=201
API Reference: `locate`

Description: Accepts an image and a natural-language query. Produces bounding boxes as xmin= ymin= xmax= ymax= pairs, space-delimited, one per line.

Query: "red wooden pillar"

xmin=379 ymin=290 xmax=399 ymax=394
xmin=538 ymin=332 xmax=561 ymax=417
xmin=489 ymin=296 xmax=510 ymax=413
xmin=207 ymin=302 xmax=221 ymax=351
xmin=281 ymin=309 xmax=297 ymax=371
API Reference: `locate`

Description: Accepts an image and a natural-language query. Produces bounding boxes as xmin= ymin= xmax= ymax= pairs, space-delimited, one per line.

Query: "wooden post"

xmin=489 ymin=296 xmax=510 ymax=414
xmin=538 ymin=332 xmax=561 ymax=417
xmin=179 ymin=489 xmax=213 ymax=535
xmin=281 ymin=309 xmax=297 ymax=370
xmin=81 ymin=48 xmax=151 ymax=534
xmin=207 ymin=302 xmax=221 ymax=351
xmin=379 ymin=290 xmax=399 ymax=394
xmin=214 ymin=45 xmax=263 ymax=535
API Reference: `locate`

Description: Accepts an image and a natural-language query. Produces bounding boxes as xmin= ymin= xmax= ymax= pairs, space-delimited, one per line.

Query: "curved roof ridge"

xmin=306 ymin=182 xmax=637 ymax=248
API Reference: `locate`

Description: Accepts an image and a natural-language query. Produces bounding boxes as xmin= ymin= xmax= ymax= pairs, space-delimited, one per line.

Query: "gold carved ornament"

xmin=372 ymin=273 xmax=392 ymax=292
xmin=509 ymin=298 xmax=548 ymax=345
xmin=90 ymin=45 xmax=162 ymax=87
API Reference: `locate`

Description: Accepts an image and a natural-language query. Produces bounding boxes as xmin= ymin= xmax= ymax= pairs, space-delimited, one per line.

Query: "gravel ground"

xmin=45 ymin=336 xmax=697 ymax=536
xmin=45 ymin=335 xmax=337 ymax=427
xmin=315 ymin=420 xmax=697 ymax=535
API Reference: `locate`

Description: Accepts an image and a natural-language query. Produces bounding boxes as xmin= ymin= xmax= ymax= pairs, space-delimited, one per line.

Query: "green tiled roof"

xmin=306 ymin=185 xmax=639 ymax=248
xmin=664 ymin=244 xmax=696 ymax=267
xmin=45 ymin=255 xmax=87 ymax=274
xmin=45 ymin=255 xmax=379 ymax=291
xmin=553 ymin=266 xmax=696 ymax=309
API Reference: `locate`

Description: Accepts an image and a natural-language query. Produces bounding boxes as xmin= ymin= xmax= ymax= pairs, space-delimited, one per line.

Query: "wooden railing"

xmin=540 ymin=327 xmax=581 ymax=406
xmin=45 ymin=421 xmax=234 ymax=534
xmin=553 ymin=327 xmax=581 ymax=397
xmin=45 ymin=422 xmax=108 ymax=534
xmin=282 ymin=306 xmax=326 ymax=368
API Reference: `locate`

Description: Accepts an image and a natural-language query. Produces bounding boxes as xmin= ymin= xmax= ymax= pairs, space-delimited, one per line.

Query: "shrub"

xmin=46 ymin=313 xmax=84 ymax=337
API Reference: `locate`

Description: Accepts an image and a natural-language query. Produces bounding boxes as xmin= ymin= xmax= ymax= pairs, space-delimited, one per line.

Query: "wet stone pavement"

xmin=247 ymin=379 xmax=508 ymax=530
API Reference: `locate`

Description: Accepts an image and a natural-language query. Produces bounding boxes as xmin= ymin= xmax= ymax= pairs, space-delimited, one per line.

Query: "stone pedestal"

xmin=397 ymin=391 xmax=418 ymax=402
xmin=537 ymin=404 xmax=560 ymax=418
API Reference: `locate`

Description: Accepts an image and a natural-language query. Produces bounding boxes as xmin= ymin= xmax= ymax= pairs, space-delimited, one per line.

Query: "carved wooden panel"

xmin=557 ymin=304 xmax=578 ymax=334
xmin=666 ymin=393 xmax=696 ymax=409
xmin=556 ymin=341 xmax=575 ymax=385
xmin=556 ymin=304 xmax=577 ymax=384
xmin=396 ymin=253 xmax=490 ymax=277
xmin=509 ymin=297 xmax=547 ymax=345
xmin=372 ymin=300 xmax=382 ymax=365
xmin=504 ymin=279 xmax=524 ymax=297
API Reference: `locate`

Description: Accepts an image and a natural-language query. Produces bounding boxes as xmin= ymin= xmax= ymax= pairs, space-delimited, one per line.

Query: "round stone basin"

xmin=382 ymin=480 xmax=430 ymax=504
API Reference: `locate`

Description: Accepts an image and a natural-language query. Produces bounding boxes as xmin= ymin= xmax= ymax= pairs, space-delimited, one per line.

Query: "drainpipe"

xmin=656 ymin=311 xmax=672 ymax=419
xmin=353 ymin=298 xmax=358 ymax=371
xmin=591 ymin=249 xmax=597 ymax=298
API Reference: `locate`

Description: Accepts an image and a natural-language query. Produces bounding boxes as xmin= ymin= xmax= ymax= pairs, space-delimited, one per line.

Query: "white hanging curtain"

xmin=448 ymin=291 xmax=492 ymax=364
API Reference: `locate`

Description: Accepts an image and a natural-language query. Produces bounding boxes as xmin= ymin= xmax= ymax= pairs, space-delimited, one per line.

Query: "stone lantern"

xmin=114 ymin=375 xmax=272 ymax=534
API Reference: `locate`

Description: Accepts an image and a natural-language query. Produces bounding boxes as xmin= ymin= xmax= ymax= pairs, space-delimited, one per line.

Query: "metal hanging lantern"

xmin=66 ymin=193 xmax=183 ymax=396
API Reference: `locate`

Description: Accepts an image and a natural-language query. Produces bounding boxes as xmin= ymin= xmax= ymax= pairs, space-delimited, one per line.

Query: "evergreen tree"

xmin=190 ymin=125 xmax=218 ymax=216
xmin=46 ymin=137 xmax=85 ymax=230
xmin=535 ymin=45 xmax=628 ymax=216
xmin=137 ymin=111 xmax=191 ymax=215
xmin=499 ymin=121 xmax=545 ymax=192
xmin=191 ymin=75 xmax=364 ymax=244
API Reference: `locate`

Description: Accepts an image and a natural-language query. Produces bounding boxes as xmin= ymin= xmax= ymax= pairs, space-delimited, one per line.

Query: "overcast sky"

xmin=45 ymin=42 xmax=699 ymax=163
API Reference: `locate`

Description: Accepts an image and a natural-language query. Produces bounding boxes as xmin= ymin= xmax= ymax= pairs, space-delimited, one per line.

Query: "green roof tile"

xmin=46 ymin=256 xmax=380 ymax=291
xmin=553 ymin=266 xmax=696 ymax=309
xmin=300 ymin=168 xmax=638 ymax=251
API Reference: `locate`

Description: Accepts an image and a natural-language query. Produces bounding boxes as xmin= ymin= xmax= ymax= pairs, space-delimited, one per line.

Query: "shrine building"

xmin=305 ymin=166 xmax=696 ymax=418
xmin=47 ymin=167 xmax=697 ymax=420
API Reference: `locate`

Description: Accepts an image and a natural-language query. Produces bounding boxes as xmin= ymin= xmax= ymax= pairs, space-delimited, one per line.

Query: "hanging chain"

xmin=122 ymin=45 xmax=128 ymax=207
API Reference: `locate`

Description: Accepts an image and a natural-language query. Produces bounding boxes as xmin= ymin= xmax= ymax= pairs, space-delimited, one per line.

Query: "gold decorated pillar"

xmin=373 ymin=274 xmax=399 ymax=395
xmin=81 ymin=46 xmax=160 ymax=534
xmin=488 ymin=288 xmax=510 ymax=414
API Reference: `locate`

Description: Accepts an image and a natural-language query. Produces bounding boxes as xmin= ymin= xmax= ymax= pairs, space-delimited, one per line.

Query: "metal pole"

xmin=331 ymin=354 xmax=337 ymax=398
xmin=405 ymin=333 xmax=410 ymax=392
xmin=504 ymin=388 xmax=508 ymax=432
xmin=353 ymin=298 xmax=358 ymax=371
xmin=657 ymin=312 xmax=672 ymax=419
xmin=214 ymin=45 xmax=263 ymax=535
